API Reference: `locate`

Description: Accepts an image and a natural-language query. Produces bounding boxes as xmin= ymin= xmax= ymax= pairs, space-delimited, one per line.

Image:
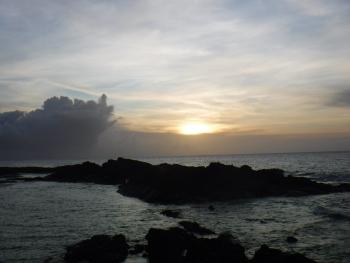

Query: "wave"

xmin=313 ymin=206 xmax=350 ymax=221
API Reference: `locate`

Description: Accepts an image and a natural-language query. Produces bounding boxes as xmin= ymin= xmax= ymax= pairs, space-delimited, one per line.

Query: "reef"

xmin=6 ymin=157 xmax=350 ymax=204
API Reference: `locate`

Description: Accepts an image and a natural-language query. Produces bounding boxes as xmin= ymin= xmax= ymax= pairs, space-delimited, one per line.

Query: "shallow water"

xmin=0 ymin=152 xmax=349 ymax=262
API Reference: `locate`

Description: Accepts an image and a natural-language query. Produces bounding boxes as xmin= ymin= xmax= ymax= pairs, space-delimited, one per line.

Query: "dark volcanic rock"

xmin=146 ymin=227 xmax=194 ymax=263
xmin=186 ymin=232 xmax=248 ymax=263
xmin=12 ymin=157 xmax=350 ymax=204
xmin=64 ymin=234 xmax=128 ymax=263
xmin=46 ymin=162 xmax=103 ymax=183
xmin=161 ymin=209 xmax=182 ymax=218
xmin=251 ymin=244 xmax=317 ymax=263
xmin=61 ymin=225 xmax=319 ymax=263
xmin=178 ymin=221 xmax=215 ymax=235
xmin=145 ymin=226 xmax=247 ymax=263
xmin=116 ymin=158 xmax=350 ymax=203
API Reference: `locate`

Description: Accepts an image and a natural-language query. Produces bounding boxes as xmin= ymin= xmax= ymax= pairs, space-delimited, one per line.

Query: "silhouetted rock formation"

xmin=145 ymin=227 xmax=247 ymax=263
xmin=146 ymin=227 xmax=195 ymax=263
xmin=8 ymin=157 xmax=350 ymax=203
xmin=186 ymin=232 xmax=248 ymax=263
xmin=64 ymin=234 xmax=128 ymax=263
xmin=251 ymin=244 xmax=316 ymax=263
xmin=62 ymin=224 xmax=318 ymax=263
xmin=114 ymin=158 xmax=350 ymax=203
xmin=45 ymin=162 xmax=106 ymax=183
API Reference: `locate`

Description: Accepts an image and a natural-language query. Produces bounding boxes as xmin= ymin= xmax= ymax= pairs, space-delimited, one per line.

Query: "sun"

xmin=179 ymin=122 xmax=213 ymax=135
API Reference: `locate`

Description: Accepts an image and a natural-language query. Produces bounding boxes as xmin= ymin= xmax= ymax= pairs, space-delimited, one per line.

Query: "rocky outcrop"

xmin=9 ymin=157 xmax=350 ymax=204
xmin=115 ymin=158 xmax=350 ymax=203
xmin=62 ymin=224 xmax=318 ymax=263
xmin=186 ymin=232 xmax=248 ymax=263
xmin=251 ymin=244 xmax=316 ymax=263
xmin=45 ymin=162 xmax=104 ymax=183
xmin=146 ymin=227 xmax=195 ymax=263
xmin=64 ymin=234 xmax=128 ymax=263
xmin=145 ymin=227 xmax=247 ymax=263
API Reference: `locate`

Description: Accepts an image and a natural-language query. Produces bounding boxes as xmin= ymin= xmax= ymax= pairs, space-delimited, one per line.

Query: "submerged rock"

xmin=64 ymin=234 xmax=128 ymax=263
xmin=286 ymin=236 xmax=298 ymax=243
xmin=161 ymin=209 xmax=182 ymax=218
xmin=178 ymin=221 xmax=215 ymax=235
xmin=251 ymin=244 xmax=317 ymax=263
xmin=208 ymin=205 xmax=215 ymax=211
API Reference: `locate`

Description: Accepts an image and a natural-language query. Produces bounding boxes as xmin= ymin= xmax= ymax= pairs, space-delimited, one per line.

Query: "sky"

xmin=0 ymin=0 xmax=350 ymax=158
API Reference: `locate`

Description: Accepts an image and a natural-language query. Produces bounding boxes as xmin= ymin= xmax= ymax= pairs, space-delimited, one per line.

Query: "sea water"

xmin=0 ymin=152 xmax=349 ymax=262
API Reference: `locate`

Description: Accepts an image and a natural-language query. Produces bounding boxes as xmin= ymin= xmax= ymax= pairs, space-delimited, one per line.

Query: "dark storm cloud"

xmin=0 ymin=95 xmax=114 ymax=159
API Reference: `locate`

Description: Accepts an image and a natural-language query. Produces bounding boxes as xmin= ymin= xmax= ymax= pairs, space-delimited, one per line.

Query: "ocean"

xmin=0 ymin=152 xmax=349 ymax=263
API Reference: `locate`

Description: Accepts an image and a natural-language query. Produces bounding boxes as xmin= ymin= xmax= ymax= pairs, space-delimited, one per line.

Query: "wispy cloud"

xmin=0 ymin=0 xmax=349 ymax=135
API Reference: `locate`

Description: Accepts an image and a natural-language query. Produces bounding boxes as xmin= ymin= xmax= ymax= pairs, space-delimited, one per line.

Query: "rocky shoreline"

xmin=7 ymin=157 xmax=350 ymax=204
xmin=58 ymin=220 xmax=317 ymax=263
xmin=2 ymin=158 xmax=347 ymax=262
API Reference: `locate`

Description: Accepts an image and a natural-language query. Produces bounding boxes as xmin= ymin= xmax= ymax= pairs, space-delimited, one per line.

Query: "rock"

xmin=186 ymin=232 xmax=248 ymax=263
xmin=145 ymin=226 xmax=247 ymax=263
xmin=46 ymin=162 xmax=102 ymax=183
xmin=60 ymin=228 xmax=319 ymax=263
xmin=208 ymin=205 xmax=215 ymax=211
xmin=12 ymin=157 xmax=350 ymax=204
xmin=0 ymin=166 xmax=53 ymax=176
xmin=161 ymin=209 xmax=182 ymax=218
xmin=145 ymin=227 xmax=194 ymax=263
xmin=64 ymin=234 xmax=128 ymax=263
xmin=178 ymin=221 xmax=215 ymax=235
xmin=116 ymin=159 xmax=350 ymax=203
xmin=251 ymin=244 xmax=317 ymax=263
xmin=286 ymin=236 xmax=298 ymax=243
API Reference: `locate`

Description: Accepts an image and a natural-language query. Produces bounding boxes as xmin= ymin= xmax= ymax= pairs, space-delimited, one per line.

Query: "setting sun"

xmin=179 ymin=123 xmax=213 ymax=135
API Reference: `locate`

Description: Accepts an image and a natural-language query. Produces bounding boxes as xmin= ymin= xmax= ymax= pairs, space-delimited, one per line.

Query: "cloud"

xmin=0 ymin=95 xmax=114 ymax=159
xmin=328 ymin=89 xmax=350 ymax=107
xmin=1 ymin=94 xmax=349 ymax=160
xmin=0 ymin=0 xmax=349 ymax=137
